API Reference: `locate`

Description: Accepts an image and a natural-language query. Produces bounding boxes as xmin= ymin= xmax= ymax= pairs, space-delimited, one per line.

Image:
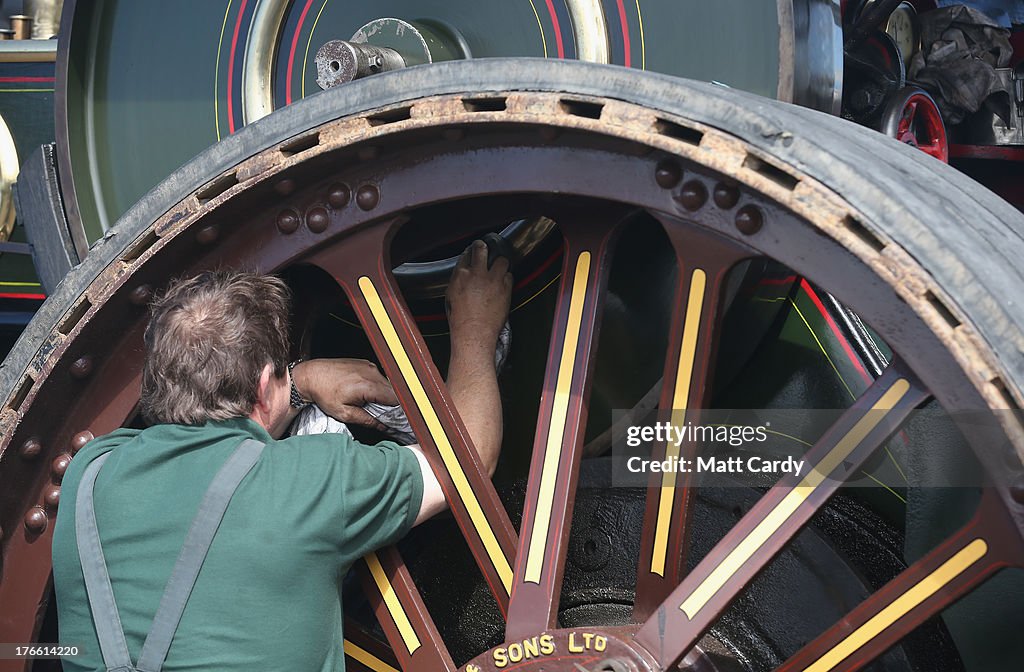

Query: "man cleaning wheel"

xmin=51 ymin=240 xmax=512 ymax=672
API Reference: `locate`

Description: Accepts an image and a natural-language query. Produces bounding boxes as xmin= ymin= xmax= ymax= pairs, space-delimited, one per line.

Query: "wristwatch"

xmin=288 ymin=360 xmax=310 ymax=409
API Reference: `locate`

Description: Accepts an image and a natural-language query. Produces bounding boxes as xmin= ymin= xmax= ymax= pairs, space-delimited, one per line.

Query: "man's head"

xmin=140 ymin=270 xmax=291 ymax=426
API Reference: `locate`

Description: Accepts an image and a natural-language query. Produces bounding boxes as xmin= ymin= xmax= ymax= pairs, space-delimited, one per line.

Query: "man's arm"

xmin=412 ymin=240 xmax=512 ymax=524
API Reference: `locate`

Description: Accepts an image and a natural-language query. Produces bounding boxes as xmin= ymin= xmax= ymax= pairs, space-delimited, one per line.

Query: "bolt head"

xmin=24 ymin=506 xmax=47 ymax=533
xmin=72 ymin=431 xmax=94 ymax=454
xmin=273 ymin=179 xmax=296 ymax=196
xmin=735 ymin=205 xmax=764 ymax=235
xmin=19 ymin=437 xmax=41 ymax=460
xmin=675 ymin=181 xmax=708 ymax=211
xmin=196 ymin=225 xmax=219 ymax=245
xmin=655 ymin=161 xmax=683 ymax=189
xmin=52 ymin=453 xmax=72 ymax=481
xmin=327 ymin=184 xmax=351 ymax=209
xmin=276 ymin=209 xmax=300 ymax=234
xmin=70 ymin=356 xmax=94 ymax=380
xmin=356 ymin=185 xmax=380 ymax=211
xmin=43 ymin=485 xmax=61 ymax=508
xmin=129 ymin=284 xmax=153 ymax=306
xmin=306 ymin=206 xmax=330 ymax=234
xmin=713 ymin=182 xmax=741 ymax=209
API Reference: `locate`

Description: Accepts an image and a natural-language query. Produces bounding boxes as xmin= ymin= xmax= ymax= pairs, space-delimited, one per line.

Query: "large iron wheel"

xmin=2 ymin=60 xmax=1023 ymax=671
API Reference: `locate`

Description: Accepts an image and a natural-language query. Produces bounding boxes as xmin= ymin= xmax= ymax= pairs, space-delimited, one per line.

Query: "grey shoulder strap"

xmin=76 ymin=438 xmax=265 ymax=672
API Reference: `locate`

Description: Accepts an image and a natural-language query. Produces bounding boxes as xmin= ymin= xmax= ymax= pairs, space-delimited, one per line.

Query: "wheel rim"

xmin=881 ymin=87 xmax=948 ymax=163
xmin=6 ymin=60 xmax=1024 ymax=671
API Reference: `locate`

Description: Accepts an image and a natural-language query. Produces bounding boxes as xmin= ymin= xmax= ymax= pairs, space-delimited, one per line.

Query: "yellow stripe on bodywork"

xmin=651 ymin=269 xmax=706 ymax=576
xmin=343 ymin=639 xmax=400 ymax=672
xmin=524 ymin=252 xmax=592 ymax=584
xmin=680 ymin=379 xmax=911 ymax=618
xmin=364 ymin=552 xmax=421 ymax=655
xmin=802 ymin=539 xmax=988 ymax=672
xmin=359 ymin=277 xmax=513 ymax=594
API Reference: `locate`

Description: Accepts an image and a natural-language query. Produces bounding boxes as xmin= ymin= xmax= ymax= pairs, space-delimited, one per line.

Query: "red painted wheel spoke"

xmin=633 ymin=216 xmax=752 ymax=620
xmin=634 ymin=366 xmax=930 ymax=668
xmin=900 ymin=101 xmax=917 ymax=137
xmin=305 ymin=222 xmax=519 ymax=614
xmin=359 ymin=547 xmax=457 ymax=671
xmin=504 ymin=209 xmax=625 ymax=640
xmin=776 ymin=490 xmax=1024 ymax=672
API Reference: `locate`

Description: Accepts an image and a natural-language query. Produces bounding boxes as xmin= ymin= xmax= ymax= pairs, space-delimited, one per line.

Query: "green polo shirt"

xmin=51 ymin=418 xmax=423 ymax=671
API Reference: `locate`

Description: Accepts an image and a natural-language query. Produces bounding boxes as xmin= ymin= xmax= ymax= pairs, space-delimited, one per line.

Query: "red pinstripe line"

xmin=543 ymin=0 xmax=565 ymax=58
xmin=0 ymin=293 xmax=45 ymax=300
xmin=800 ymin=278 xmax=872 ymax=383
xmin=286 ymin=0 xmax=316 ymax=105
xmin=226 ymin=0 xmax=249 ymax=134
xmin=0 ymin=76 xmax=54 ymax=83
xmin=757 ymin=275 xmax=799 ymax=286
xmin=616 ymin=0 xmax=631 ymax=67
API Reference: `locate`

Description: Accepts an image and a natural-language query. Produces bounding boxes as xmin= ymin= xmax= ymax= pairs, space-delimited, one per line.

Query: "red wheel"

xmin=880 ymin=87 xmax=948 ymax=163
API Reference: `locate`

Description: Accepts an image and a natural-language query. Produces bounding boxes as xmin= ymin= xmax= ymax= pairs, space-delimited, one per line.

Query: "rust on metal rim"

xmin=3 ymin=90 xmax=1018 ymax=450
xmin=1 ymin=87 xmax=1022 ymax=671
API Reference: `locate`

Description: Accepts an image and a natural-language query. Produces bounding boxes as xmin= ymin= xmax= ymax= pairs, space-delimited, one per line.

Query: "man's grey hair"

xmin=140 ymin=269 xmax=291 ymax=425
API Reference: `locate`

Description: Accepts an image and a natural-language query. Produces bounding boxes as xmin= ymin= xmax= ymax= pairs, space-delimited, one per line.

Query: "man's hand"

xmin=412 ymin=240 xmax=512 ymax=524
xmin=292 ymin=358 xmax=398 ymax=428
xmin=447 ymin=240 xmax=513 ymax=353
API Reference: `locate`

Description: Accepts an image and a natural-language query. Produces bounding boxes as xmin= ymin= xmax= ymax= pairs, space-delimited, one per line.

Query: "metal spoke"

xmin=634 ymin=219 xmax=751 ymax=620
xmin=504 ymin=209 xmax=624 ymax=641
xmin=306 ymin=223 xmax=518 ymax=614
xmin=359 ymin=548 xmax=457 ymax=672
xmin=634 ymin=365 xmax=930 ymax=668
xmin=344 ymin=619 xmax=401 ymax=672
xmin=776 ymin=490 xmax=1024 ymax=672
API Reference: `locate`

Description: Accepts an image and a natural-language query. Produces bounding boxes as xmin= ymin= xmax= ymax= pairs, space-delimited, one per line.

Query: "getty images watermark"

xmin=608 ymin=408 xmax=1019 ymax=489
xmin=624 ymin=421 xmax=807 ymax=476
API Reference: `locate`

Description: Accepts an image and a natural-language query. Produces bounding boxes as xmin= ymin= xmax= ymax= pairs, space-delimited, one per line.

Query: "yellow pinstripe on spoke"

xmin=359 ymin=277 xmax=513 ymax=594
xmin=801 ymin=539 xmax=988 ymax=672
xmin=679 ymin=379 xmax=911 ymax=618
xmin=524 ymin=252 xmax=592 ymax=584
xmin=343 ymin=639 xmax=399 ymax=672
xmin=364 ymin=553 xmax=421 ymax=655
xmin=651 ymin=269 xmax=706 ymax=576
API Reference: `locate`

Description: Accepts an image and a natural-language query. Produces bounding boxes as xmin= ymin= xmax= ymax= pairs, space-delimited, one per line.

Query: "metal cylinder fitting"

xmin=315 ymin=40 xmax=405 ymax=90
